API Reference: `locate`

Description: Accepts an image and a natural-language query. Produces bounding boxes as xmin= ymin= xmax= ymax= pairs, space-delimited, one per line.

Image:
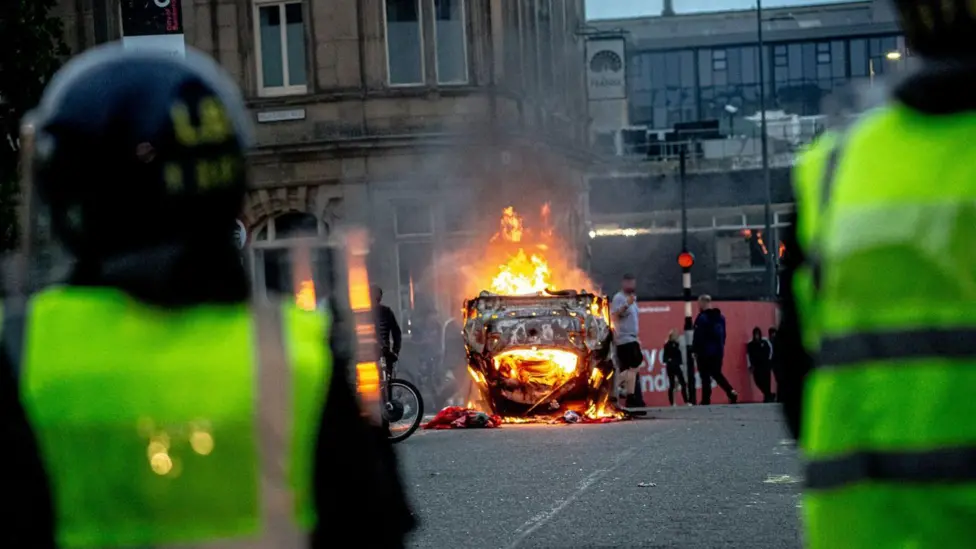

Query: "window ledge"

xmin=246 ymin=85 xmax=490 ymax=109
xmin=256 ymin=86 xmax=309 ymax=99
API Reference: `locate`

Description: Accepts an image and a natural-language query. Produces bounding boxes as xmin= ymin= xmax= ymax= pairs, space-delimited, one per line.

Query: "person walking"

xmin=692 ymin=295 xmax=738 ymax=405
xmin=779 ymin=1 xmax=976 ymax=546
xmin=663 ymin=330 xmax=690 ymax=406
xmin=0 ymin=46 xmax=415 ymax=548
xmin=611 ymin=273 xmax=645 ymax=408
xmin=747 ymin=327 xmax=775 ymax=403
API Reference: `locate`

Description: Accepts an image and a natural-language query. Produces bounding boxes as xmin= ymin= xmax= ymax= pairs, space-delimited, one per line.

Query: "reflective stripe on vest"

xmin=793 ymin=106 xmax=976 ymax=547
xmin=819 ymin=328 xmax=976 ymax=367
xmin=18 ymin=286 xmax=332 ymax=548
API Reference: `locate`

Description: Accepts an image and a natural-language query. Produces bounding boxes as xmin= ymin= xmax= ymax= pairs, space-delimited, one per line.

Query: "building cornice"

xmin=247 ymin=129 xmax=601 ymax=167
xmin=245 ymin=85 xmax=493 ymax=110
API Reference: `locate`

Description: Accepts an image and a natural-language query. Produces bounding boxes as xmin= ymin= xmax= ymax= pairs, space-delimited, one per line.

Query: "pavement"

xmin=398 ymin=404 xmax=803 ymax=549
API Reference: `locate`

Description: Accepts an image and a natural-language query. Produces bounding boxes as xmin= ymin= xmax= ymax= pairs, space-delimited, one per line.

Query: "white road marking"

xmin=505 ymin=447 xmax=640 ymax=549
xmin=764 ymin=474 xmax=801 ymax=484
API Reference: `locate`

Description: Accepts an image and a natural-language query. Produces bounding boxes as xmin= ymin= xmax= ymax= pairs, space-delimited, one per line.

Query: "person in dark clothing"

xmin=747 ymin=327 xmax=775 ymax=403
xmin=778 ymin=224 xmax=813 ymax=437
xmin=768 ymin=327 xmax=783 ymax=402
xmin=692 ymin=295 xmax=739 ymax=405
xmin=371 ymin=285 xmax=402 ymax=369
xmin=663 ymin=330 xmax=690 ymax=406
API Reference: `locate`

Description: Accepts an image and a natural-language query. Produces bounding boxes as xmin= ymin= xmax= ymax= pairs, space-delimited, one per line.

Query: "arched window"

xmin=252 ymin=211 xmax=324 ymax=242
xmin=249 ymin=212 xmax=329 ymax=306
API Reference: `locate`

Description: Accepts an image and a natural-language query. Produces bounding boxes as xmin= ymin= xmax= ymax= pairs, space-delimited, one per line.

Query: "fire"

xmin=584 ymin=401 xmax=626 ymax=420
xmin=493 ymin=348 xmax=579 ymax=384
xmin=756 ymin=231 xmax=769 ymax=256
xmin=494 ymin=206 xmax=524 ymax=243
xmin=487 ymin=206 xmax=554 ymax=295
xmin=490 ymin=249 xmax=552 ymax=295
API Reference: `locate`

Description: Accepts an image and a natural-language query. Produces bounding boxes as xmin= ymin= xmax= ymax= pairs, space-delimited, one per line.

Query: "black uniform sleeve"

xmin=388 ymin=309 xmax=402 ymax=356
xmin=311 ymin=353 xmax=416 ymax=549
xmin=778 ymin=220 xmax=814 ymax=440
xmin=0 ymin=331 xmax=56 ymax=548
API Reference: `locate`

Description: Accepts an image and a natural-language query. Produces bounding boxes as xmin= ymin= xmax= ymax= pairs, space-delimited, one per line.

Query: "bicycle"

xmin=380 ymin=351 xmax=424 ymax=444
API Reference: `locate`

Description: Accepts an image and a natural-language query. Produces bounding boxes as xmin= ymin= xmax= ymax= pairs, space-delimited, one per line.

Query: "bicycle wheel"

xmin=386 ymin=378 xmax=424 ymax=444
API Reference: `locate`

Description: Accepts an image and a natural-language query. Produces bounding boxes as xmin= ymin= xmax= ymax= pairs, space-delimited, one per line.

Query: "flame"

xmin=584 ymin=401 xmax=625 ymax=420
xmin=742 ymin=228 xmax=770 ymax=256
xmin=540 ymin=202 xmax=553 ymax=241
xmin=493 ymin=348 xmax=579 ymax=380
xmin=493 ymin=206 xmax=524 ymax=243
xmin=490 ymin=249 xmax=552 ymax=295
xmin=756 ymin=231 xmax=769 ymax=256
xmin=487 ymin=206 xmax=553 ymax=295
xmin=778 ymin=240 xmax=786 ymax=258
xmin=296 ymin=280 xmax=317 ymax=311
xmin=472 ymin=205 xmax=597 ymax=297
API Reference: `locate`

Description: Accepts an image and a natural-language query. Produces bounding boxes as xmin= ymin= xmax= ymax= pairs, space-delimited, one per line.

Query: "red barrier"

xmin=633 ymin=301 xmax=779 ymax=406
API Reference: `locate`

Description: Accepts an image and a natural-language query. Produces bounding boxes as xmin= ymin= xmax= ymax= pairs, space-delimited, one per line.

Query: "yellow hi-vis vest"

xmin=1 ymin=285 xmax=332 ymax=548
xmin=793 ymin=105 xmax=976 ymax=548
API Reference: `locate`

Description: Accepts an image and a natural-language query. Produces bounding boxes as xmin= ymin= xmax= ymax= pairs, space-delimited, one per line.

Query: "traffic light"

xmin=677 ymin=251 xmax=695 ymax=269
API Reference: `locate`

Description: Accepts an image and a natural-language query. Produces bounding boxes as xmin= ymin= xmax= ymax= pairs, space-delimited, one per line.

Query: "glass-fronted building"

xmin=630 ymin=34 xmax=906 ymax=130
xmin=585 ymin=1 xmax=904 ymax=299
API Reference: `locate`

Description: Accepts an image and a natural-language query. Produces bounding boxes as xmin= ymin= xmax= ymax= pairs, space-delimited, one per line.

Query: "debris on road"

xmin=637 ymin=482 xmax=657 ymax=488
xmin=423 ymin=406 xmax=503 ymax=429
xmin=423 ymin=405 xmax=627 ymax=430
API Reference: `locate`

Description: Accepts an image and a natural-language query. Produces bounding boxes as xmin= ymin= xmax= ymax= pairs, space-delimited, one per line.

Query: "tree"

xmin=0 ymin=0 xmax=69 ymax=252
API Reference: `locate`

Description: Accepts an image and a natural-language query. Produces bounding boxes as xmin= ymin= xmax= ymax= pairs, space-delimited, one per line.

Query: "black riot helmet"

xmin=891 ymin=0 xmax=976 ymax=59
xmin=25 ymin=44 xmax=253 ymax=259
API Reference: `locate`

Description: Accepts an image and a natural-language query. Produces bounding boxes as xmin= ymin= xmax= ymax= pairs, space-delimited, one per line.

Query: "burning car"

xmin=456 ymin=204 xmax=623 ymax=421
xmin=462 ymin=290 xmax=619 ymax=419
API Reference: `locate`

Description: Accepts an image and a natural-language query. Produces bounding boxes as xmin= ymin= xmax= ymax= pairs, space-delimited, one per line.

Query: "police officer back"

xmin=779 ymin=1 xmax=976 ymax=547
xmin=0 ymin=45 xmax=415 ymax=548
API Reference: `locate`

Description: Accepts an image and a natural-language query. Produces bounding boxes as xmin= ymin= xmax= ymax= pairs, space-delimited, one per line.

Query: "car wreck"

xmin=462 ymin=289 xmax=620 ymax=419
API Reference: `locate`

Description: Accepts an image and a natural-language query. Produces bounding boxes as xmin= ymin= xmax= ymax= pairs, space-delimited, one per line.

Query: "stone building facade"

xmin=54 ymin=0 xmax=593 ymax=332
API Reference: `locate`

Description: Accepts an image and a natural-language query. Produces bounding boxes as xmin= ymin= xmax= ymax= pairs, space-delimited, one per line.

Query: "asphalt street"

xmin=397 ymin=404 xmax=803 ymax=549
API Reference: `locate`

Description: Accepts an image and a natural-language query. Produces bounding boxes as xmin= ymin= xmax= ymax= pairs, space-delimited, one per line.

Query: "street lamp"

xmin=886 ymin=50 xmax=903 ymax=61
xmin=725 ymin=104 xmax=738 ymax=138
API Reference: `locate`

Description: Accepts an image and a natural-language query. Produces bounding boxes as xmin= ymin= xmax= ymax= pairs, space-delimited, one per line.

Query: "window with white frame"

xmin=434 ymin=0 xmax=467 ymax=84
xmin=254 ymin=1 xmax=308 ymax=96
xmin=385 ymin=0 xmax=425 ymax=85
xmin=250 ymin=212 xmax=328 ymax=301
xmin=774 ymin=211 xmax=796 ymax=226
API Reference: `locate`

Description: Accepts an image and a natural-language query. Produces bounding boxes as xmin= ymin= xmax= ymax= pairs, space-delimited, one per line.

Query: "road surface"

xmin=398 ymin=404 xmax=803 ymax=549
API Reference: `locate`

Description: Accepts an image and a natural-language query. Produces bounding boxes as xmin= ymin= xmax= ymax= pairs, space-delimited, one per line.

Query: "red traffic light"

xmin=677 ymin=252 xmax=695 ymax=269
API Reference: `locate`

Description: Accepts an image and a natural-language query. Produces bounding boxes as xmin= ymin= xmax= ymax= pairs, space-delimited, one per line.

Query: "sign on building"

xmin=585 ymin=37 xmax=627 ymax=101
xmin=120 ymin=0 xmax=185 ymax=56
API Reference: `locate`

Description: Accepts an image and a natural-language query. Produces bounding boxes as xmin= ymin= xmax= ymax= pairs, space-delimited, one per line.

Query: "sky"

xmin=586 ymin=0 xmax=851 ymax=21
